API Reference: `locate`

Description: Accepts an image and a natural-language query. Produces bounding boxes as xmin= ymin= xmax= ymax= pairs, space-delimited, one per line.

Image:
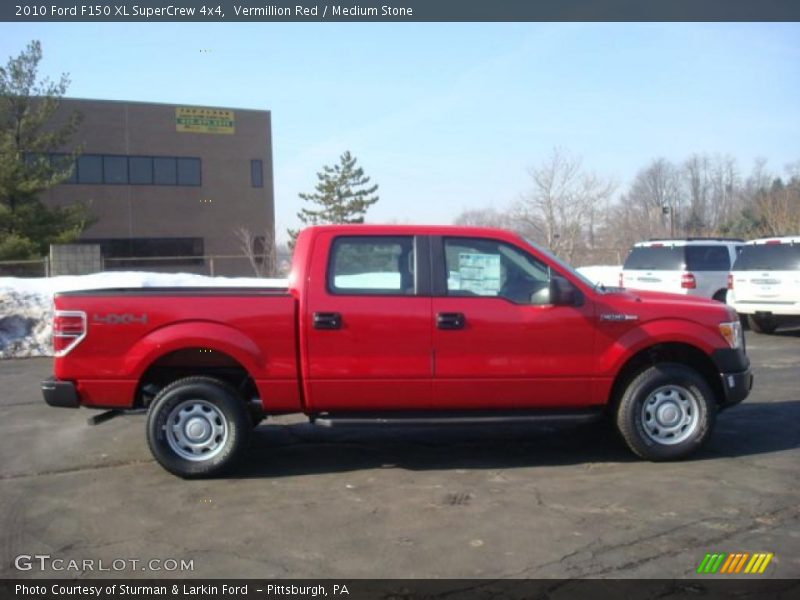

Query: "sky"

xmin=1 ymin=22 xmax=798 ymax=243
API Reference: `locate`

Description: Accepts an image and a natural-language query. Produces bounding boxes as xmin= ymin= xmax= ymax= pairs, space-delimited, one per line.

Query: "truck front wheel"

xmin=146 ymin=376 xmax=251 ymax=478
xmin=616 ymin=363 xmax=716 ymax=461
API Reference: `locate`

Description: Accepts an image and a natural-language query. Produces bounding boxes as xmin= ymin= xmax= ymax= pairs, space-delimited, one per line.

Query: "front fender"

xmin=599 ymin=318 xmax=724 ymax=377
xmin=123 ymin=320 xmax=266 ymax=379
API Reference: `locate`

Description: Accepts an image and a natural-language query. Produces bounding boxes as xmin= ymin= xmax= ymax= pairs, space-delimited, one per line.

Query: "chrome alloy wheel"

xmin=165 ymin=399 xmax=228 ymax=461
xmin=640 ymin=385 xmax=699 ymax=445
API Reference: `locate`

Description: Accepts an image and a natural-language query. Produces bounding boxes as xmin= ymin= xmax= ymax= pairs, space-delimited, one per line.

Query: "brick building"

xmin=39 ymin=98 xmax=275 ymax=275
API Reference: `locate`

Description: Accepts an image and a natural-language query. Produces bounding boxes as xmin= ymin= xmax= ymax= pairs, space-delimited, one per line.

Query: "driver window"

xmin=443 ymin=237 xmax=550 ymax=304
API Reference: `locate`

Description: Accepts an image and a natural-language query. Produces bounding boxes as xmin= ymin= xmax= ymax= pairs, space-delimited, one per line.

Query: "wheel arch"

xmin=607 ymin=342 xmax=724 ymax=415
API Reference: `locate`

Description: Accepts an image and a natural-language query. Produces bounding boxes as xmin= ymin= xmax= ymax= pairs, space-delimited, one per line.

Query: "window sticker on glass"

xmin=457 ymin=252 xmax=501 ymax=295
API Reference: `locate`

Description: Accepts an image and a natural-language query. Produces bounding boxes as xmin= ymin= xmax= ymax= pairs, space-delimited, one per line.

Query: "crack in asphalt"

xmin=0 ymin=458 xmax=153 ymax=481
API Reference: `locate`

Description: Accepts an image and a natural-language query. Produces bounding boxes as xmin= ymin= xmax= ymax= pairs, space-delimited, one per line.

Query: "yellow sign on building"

xmin=175 ymin=107 xmax=235 ymax=135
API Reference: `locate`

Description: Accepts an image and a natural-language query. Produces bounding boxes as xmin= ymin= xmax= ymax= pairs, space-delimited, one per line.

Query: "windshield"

xmin=734 ymin=243 xmax=800 ymax=271
xmin=521 ymin=237 xmax=595 ymax=289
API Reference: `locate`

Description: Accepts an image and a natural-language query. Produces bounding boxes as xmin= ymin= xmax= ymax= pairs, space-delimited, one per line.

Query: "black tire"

xmin=615 ymin=363 xmax=716 ymax=461
xmin=712 ymin=289 xmax=727 ymax=303
xmin=747 ymin=314 xmax=778 ymax=335
xmin=146 ymin=376 xmax=251 ymax=478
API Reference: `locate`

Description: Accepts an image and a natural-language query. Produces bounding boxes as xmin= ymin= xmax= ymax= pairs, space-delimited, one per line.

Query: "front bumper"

xmin=41 ymin=377 xmax=79 ymax=408
xmin=718 ymin=369 xmax=753 ymax=409
xmin=710 ymin=347 xmax=753 ymax=409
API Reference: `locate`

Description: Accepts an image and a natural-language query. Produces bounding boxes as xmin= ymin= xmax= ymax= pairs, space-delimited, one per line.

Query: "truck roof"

xmin=302 ymin=224 xmax=522 ymax=238
xmin=635 ymin=238 xmax=743 ymax=247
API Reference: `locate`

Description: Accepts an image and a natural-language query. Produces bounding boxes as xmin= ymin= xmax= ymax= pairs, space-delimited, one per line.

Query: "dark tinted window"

xmin=50 ymin=153 xmax=77 ymax=183
xmin=84 ymin=237 xmax=204 ymax=267
xmin=685 ymin=245 xmax=730 ymax=271
xmin=329 ymin=236 xmax=415 ymax=295
xmin=103 ymin=156 xmax=127 ymax=184
xmin=734 ymin=243 xmax=800 ymax=271
xmin=153 ymin=157 xmax=177 ymax=185
xmin=77 ymin=155 xmax=102 ymax=184
xmin=177 ymin=158 xmax=201 ymax=186
xmin=129 ymin=156 xmax=153 ymax=184
xmin=623 ymin=246 xmax=685 ymax=270
xmin=251 ymin=159 xmax=263 ymax=187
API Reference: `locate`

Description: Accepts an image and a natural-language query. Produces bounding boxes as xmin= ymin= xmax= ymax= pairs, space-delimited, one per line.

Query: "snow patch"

xmin=576 ymin=265 xmax=622 ymax=288
xmin=0 ymin=271 xmax=288 ymax=359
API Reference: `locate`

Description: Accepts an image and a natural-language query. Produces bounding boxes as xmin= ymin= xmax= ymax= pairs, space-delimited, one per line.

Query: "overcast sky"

xmin=1 ymin=22 xmax=798 ymax=242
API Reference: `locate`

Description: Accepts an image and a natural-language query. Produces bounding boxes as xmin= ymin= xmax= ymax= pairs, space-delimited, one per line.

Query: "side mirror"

xmin=549 ymin=276 xmax=582 ymax=307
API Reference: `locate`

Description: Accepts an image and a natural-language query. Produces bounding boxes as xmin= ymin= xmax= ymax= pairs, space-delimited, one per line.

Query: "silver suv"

xmin=621 ymin=238 xmax=744 ymax=302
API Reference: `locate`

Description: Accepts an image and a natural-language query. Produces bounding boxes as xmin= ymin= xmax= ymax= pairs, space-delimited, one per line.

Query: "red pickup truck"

xmin=42 ymin=225 xmax=753 ymax=477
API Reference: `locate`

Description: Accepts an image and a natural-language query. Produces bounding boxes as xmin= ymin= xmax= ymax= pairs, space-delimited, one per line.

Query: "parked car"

xmin=727 ymin=236 xmax=800 ymax=334
xmin=42 ymin=225 xmax=752 ymax=477
xmin=620 ymin=238 xmax=744 ymax=302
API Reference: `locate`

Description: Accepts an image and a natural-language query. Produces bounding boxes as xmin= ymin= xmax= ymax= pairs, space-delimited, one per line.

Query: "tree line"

xmin=455 ymin=148 xmax=800 ymax=266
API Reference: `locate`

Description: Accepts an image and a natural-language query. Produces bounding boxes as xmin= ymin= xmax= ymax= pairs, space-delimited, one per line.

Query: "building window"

xmin=129 ymin=156 xmax=153 ymax=184
xmin=77 ymin=155 xmax=103 ymax=184
xmin=103 ymin=155 xmax=128 ymax=184
xmin=84 ymin=237 xmax=205 ymax=268
xmin=55 ymin=153 xmax=201 ymax=187
xmin=50 ymin=153 xmax=77 ymax=183
xmin=177 ymin=157 xmax=201 ymax=186
xmin=153 ymin=157 xmax=177 ymax=185
xmin=251 ymin=159 xmax=263 ymax=188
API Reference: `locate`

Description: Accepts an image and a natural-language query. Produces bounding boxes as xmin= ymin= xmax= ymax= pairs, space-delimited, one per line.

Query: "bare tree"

xmin=756 ymin=176 xmax=800 ymax=236
xmin=515 ymin=148 xmax=614 ymax=263
xmin=453 ymin=207 xmax=515 ymax=229
xmin=234 ymin=227 xmax=277 ymax=277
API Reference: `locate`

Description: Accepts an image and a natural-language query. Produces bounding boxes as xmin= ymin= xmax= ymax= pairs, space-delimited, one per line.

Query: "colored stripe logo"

xmin=696 ymin=552 xmax=773 ymax=574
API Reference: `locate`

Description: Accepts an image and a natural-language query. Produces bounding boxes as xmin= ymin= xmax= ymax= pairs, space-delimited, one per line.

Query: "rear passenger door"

xmin=303 ymin=233 xmax=433 ymax=412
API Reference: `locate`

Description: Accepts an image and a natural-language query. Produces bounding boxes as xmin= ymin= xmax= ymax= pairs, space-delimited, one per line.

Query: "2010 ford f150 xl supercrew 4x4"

xmin=42 ymin=225 xmax=753 ymax=477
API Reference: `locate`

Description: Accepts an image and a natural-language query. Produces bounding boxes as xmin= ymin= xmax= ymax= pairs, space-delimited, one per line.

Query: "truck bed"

xmin=53 ymin=287 xmax=301 ymax=412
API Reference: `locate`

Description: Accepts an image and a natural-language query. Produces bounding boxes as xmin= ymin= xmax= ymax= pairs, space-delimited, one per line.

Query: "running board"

xmin=310 ymin=408 xmax=603 ymax=426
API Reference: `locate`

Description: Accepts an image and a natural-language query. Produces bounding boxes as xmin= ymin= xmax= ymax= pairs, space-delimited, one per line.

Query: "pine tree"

xmin=0 ymin=40 xmax=90 ymax=260
xmin=288 ymin=151 xmax=379 ymax=248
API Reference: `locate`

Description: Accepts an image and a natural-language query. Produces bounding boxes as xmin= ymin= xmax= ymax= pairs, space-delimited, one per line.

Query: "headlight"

xmin=719 ymin=321 xmax=743 ymax=349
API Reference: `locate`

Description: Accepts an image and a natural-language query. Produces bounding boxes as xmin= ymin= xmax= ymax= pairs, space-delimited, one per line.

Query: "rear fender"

xmin=123 ymin=321 xmax=265 ymax=379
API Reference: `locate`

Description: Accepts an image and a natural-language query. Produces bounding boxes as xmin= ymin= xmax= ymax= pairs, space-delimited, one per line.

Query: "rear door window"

xmin=623 ymin=246 xmax=685 ymax=270
xmin=685 ymin=246 xmax=731 ymax=271
xmin=734 ymin=244 xmax=800 ymax=271
xmin=328 ymin=236 xmax=416 ymax=295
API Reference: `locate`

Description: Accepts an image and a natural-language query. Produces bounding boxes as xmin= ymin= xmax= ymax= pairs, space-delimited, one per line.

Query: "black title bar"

xmin=3 ymin=1 xmax=800 ymax=22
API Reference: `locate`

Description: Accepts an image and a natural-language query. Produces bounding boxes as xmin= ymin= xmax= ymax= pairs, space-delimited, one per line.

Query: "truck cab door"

xmin=302 ymin=232 xmax=433 ymax=412
xmin=430 ymin=236 xmax=597 ymax=409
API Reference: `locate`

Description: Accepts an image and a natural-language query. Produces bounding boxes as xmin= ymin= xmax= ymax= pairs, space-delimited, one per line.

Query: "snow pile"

xmin=0 ymin=271 xmax=288 ymax=359
xmin=577 ymin=265 xmax=622 ymax=288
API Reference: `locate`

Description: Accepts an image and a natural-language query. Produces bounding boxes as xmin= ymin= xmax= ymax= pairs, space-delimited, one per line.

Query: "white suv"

xmin=621 ymin=238 xmax=744 ymax=302
xmin=727 ymin=236 xmax=800 ymax=334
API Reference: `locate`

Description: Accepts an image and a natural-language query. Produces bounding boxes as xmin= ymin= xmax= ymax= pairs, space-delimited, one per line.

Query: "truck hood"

xmin=607 ymin=288 xmax=737 ymax=322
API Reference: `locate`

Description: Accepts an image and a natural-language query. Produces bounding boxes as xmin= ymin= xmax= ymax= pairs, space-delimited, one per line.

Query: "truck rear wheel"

xmin=146 ymin=376 xmax=251 ymax=478
xmin=747 ymin=314 xmax=778 ymax=334
xmin=616 ymin=363 xmax=716 ymax=461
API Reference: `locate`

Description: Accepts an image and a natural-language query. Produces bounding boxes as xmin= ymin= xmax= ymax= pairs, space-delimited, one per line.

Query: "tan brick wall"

xmin=40 ymin=98 xmax=275 ymax=276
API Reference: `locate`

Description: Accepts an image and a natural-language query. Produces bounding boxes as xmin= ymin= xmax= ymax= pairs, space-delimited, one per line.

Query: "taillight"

xmin=727 ymin=273 xmax=734 ymax=290
xmin=681 ymin=272 xmax=696 ymax=289
xmin=53 ymin=311 xmax=87 ymax=356
xmin=619 ymin=272 xmax=624 ymax=287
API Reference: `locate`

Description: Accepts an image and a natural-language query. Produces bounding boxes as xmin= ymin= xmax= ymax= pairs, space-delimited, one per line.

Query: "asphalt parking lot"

xmin=1 ymin=330 xmax=799 ymax=580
